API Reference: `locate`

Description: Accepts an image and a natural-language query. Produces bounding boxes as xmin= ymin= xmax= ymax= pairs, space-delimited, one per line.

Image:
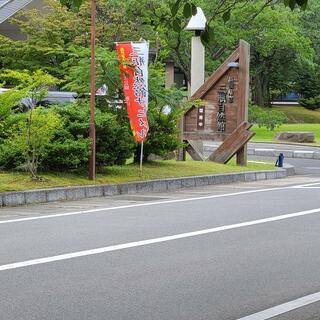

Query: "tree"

xmin=7 ymin=108 xmax=61 ymax=179
xmin=161 ymin=0 xmax=309 ymax=46
xmin=294 ymin=0 xmax=320 ymax=98
xmin=0 ymin=0 xmax=83 ymax=79
xmin=0 ymin=70 xmax=60 ymax=178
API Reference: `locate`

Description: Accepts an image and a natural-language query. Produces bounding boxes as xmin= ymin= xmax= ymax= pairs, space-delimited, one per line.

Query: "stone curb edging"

xmin=203 ymin=145 xmax=320 ymax=160
xmin=0 ymin=167 xmax=294 ymax=208
xmin=248 ymin=148 xmax=320 ymax=160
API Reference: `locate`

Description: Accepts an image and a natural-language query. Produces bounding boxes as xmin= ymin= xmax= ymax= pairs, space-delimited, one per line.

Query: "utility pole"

xmin=89 ymin=0 xmax=96 ymax=180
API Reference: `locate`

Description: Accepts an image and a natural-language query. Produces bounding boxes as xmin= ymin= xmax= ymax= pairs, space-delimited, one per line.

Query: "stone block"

xmin=181 ymin=177 xmax=196 ymax=188
xmin=152 ymin=180 xmax=168 ymax=192
xmin=117 ymin=183 xmax=129 ymax=194
xmin=195 ymin=176 xmax=210 ymax=187
xmin=275 ymin=132 xmax=315 ymax=143
xmin=25 ymin=190 xmax=47 ymax=204
xmin=47 ymin=188 xmax=67 ymax=202
xmin=244 ymin=172 xmax=256 ymax=182
xmin=247 ymin=148 xmax=255 ymax=155
xmin=85 ymin=186 xmax=104 ymax=198
xmin=167 ymin=179 xmax=182 ymax=191
xmin=0 ymin=194 xmax=4 ymax=207
xmin=276 ymin=170 xmax=286 ymax=178
xmin=3 ymin=192 xmax=25 ymax=206
xmin=219 ymin=173 xmax=237 ymax=184
xmin=127 ymin=183 xmax=138 ymax=194
xmin=255 ymin=149 xmax=276 ymax=157
xmin=293 ymin=151 xmax=314 ymax=159
xmin=103 ymin=184 xmax=119 ymax=196
xmin=136 ymin=182 xmax=153 ymax=193
xmin=265 ymin=171 xmax=277 ymax=180
xmin=66 ymin=187 xmax=86 ymax=201
xmin=255 ymin=172 xmax=266 ymax=180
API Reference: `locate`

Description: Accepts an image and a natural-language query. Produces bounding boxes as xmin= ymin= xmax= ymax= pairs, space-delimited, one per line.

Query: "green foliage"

xmin=0 ymin=69 xmax=58 ymax=105
xmin=62 ymin=46 xmax=120 ymax=95
xmin=94 ymin=103 xmax=136 ymax=166
xmin=59 ymin=0 xmax=85 ymax=10
xmin=295 ymin=66 xmax=320 ymax=99
xmin=135 ymin=63 xmax=191 ymax=161
xmin=6 ymin=108 xmax=61 ymax=178
xmin=299 ymin=96 xmax=320 ymax=110
xmin=161 ymin=0 xmax=309 ymax=46
xmin=41 ymin=103 xmax=90 ymax=169
xmin=0 ymin=69 xmax=59 ymax=177
xmin=0 ymin=89 xmax=27 ymax=121
xmin=249 ymin=104 xmax=287 ymax=131
xmin=42 ymin=101 xmax=135 ymax=169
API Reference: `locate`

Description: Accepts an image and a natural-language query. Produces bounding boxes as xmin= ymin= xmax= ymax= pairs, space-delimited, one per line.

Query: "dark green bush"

xmin=299 ymin=96 xmax=320 ymax=110
xmin=42 ymin=101 xmax=135 ymax=169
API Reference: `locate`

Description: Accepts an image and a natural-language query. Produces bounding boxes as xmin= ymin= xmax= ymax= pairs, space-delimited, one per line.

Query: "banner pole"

xmin=140 ymin=141 xmax=144 ymax=174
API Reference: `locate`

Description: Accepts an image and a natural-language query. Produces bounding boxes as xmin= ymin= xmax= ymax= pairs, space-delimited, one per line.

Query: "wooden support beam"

xmin=185 ymin=140 xmax=205 ymax=161
xmin=208 ymin=122 xmax=255 ymax=164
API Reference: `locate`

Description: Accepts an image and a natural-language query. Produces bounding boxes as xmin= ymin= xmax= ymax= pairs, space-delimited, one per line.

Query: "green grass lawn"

xmin=273 ymin=106 xmax=320 ymax=124
xmin=0 ymin=159 xmax=274 ymax=193
xmin=252 ymin=123 xmax=320 ymax=144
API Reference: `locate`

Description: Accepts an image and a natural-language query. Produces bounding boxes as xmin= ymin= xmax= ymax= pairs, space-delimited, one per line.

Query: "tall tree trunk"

xmin=252 ymin=72 xmax=269 ymax=107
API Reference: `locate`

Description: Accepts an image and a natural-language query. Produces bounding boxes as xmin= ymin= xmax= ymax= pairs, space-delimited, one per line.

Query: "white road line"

xmin=1 ymin=207 xmax=320 ymax=272
xmin=291 ymin=182 xmax=320 ymax=188
xmin=236 ymin=291 xmax=320 ymax=320
xmin=296 ymin=187 xmax=320 ymax=189
xmin=0 ymin=181 xmax=319 ymax=225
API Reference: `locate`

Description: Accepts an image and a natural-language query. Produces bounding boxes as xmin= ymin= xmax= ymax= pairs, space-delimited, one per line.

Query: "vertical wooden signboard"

xmin=183 ymin=40 xmax=254 ymax=165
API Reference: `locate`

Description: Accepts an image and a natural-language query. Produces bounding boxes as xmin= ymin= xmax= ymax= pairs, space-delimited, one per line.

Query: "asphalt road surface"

xmin=1 ymin=175 xmax=320 ymax=320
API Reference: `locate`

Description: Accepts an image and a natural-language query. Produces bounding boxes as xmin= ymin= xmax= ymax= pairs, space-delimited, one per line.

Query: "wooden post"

xmin=236 ymin=40 xmax=250 ymax=166
xmin=176 ymin=117 xmax=186 ymax=161
xmin=89 ymin=0 xmax=96 ymax=180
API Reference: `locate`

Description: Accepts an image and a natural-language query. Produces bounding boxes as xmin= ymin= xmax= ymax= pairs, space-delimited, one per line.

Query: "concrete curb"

xmin=203 ymin=145 xmax=320 ymax=160
xmin=249 ymin=148 xmax=320 ymax=160
xmin=0 ymin=167 xmax=294 ymax=208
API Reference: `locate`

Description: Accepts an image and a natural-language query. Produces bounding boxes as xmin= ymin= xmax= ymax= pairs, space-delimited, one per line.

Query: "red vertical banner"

xmin=116 ymin=41 xmax=149 ymax=142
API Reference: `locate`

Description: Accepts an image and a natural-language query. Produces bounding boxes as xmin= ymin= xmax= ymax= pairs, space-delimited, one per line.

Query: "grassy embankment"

xmin=252 ymin=106 xmax=320 ymax=144
xmin=252 ymin=123 xmax=320 ymax=144
xmin=273 ymin=106 xmax=320 ymax=124
xmin=0 ymin=159 xmax=274 ymax=193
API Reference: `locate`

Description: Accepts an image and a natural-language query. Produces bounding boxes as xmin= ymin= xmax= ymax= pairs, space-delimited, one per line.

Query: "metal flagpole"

xmin=140 ymin=141 xmax=144 ymax=174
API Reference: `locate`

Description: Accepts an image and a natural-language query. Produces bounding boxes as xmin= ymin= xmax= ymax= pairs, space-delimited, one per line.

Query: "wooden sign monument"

xmin=182 ymin=40 xmax=254 ymax=165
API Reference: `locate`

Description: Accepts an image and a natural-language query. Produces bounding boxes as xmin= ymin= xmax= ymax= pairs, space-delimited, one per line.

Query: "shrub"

xmin=6 ymin=107 xmax=61 ymax=178
xmin=249 ymin=104 xmax=287 ymax=131
xmin=42 ymin=101 xmax=135 ymax=169
xmin=299 ymin=96 xmax=320 ymax=111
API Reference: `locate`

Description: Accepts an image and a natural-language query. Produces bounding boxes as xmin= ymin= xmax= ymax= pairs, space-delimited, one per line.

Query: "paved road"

xmin=250 ymin=155 xmax=320 ymax=175
xmin=204 ymin=141 xmax=320 ymax=175
xmin=1 ymin=175 xmax=320 ymax=320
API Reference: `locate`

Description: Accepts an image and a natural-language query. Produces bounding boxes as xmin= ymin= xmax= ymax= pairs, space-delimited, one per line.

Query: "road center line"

xmin=1 ymin=182 xmax=319 ymax=225
xmin=1 ymin=207 xmax=320 ymax=272
xmin=236 ymin=291 xmax=320 ymax=320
